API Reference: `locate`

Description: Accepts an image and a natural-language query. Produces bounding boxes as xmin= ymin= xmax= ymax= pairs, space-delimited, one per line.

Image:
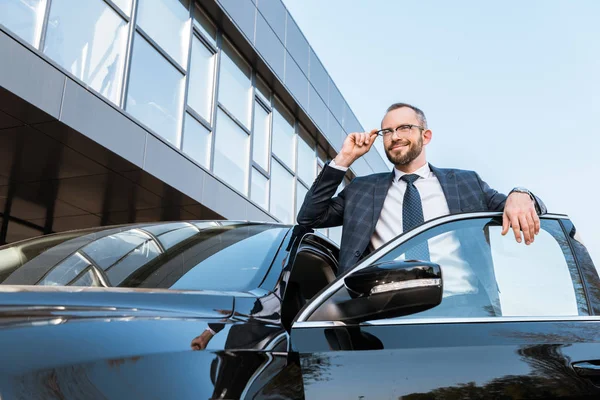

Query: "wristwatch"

xmin=510 ymin=187 xmax=536 ymax=204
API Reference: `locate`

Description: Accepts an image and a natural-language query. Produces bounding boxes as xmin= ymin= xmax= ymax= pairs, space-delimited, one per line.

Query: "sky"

xmin=283 ymin=0 xmax=600 ymax=264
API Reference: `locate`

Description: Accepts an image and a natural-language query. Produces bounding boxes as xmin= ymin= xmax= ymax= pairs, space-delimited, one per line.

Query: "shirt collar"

xmin=394 ymin=163 xmax=431 ymax=182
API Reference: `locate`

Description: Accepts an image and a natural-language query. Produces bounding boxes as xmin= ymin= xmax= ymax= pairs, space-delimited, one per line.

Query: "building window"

xmin=137 ymin=0 xmax=191 ymax=69
xmin=255 ymin=75 xmax=271 ymax=105
xmin=214 ymin=108 xmax=250 ymax=195
xmin=270 ymin=159 xmax=294 ymax=224
xmin=218 ymin=39 xmax=252 ymax=129
xmin=272 ymin=99 xmax=296 ymax=170
xmin=182 ymin=113 xmax=211 ymax=168
xmin=111 ymin=0 xmax=133 ymax=16
xmin=126 ymin=33 xmax=185 ymax=147
xmin=251 ymin=168 xmax=269 ymax=210
xmin=187 ymin=35 xmax=215 ymax=122
xmin=296 ymin=181 xmax=308 ymax=221
xmin=193 ymin=3 xmax=216 ymax=47
xmin=43 ymin=0 xmax=128 ymax=105
xmin=252 ymin=100 xmax=271 ymax=172
xmin=0 ymin=0 xmax=47 ymax=48
xmin=297 ymin=125 xmax=316 ymax=184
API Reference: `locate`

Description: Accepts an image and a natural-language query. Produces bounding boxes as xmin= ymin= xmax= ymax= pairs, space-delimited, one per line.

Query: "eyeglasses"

xmin=376 ymin=124 xmax=424 ymax=137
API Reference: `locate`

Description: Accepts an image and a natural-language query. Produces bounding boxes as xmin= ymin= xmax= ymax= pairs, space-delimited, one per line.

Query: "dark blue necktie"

xmin=401 ymin=174 xmax=430 ymax=261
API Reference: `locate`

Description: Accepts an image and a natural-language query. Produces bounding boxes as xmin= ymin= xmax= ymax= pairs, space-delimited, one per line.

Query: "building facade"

xmin=0 ymin=0 xmax=388 ymax=245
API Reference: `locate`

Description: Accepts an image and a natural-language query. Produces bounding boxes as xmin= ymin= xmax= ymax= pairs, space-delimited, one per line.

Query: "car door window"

xmin=308 ymin=217 xmax=588 ymax=322
xmin=375 ymin=217 xmax=588 ymax=318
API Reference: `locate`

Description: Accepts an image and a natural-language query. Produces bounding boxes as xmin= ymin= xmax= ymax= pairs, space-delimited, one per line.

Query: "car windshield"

xmin=0 ymin=222 xmax=289 ymax=292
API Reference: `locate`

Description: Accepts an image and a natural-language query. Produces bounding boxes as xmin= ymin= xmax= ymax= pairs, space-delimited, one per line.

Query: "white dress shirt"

xmin=329 ymin=160 xmax=477 ymax=297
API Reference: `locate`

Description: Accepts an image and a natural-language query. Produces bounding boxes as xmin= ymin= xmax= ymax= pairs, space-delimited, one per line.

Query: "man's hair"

xmin=385 ymin=103 xmax=428 ymax=129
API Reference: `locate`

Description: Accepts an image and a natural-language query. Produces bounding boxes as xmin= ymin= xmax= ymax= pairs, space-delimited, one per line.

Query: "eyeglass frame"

xmin=376 ymin=124 xmax=425 ymax=137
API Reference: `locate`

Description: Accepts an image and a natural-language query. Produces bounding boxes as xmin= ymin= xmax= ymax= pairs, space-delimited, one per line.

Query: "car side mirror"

xmin=340 ymin=260 xmax=443 ymax=323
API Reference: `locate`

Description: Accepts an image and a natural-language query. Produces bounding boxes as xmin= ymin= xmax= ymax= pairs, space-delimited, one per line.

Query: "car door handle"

xmin=572 ymin=361 xmax=600 ymax=377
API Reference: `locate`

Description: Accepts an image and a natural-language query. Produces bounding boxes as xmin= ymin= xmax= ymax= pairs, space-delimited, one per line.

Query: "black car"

xmin=0 ymin=212 xmax=599 ymax=399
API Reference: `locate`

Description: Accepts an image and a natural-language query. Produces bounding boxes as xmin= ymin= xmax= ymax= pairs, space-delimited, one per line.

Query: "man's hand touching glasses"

xmin=333 ymin=129 xmax=379 ymax=168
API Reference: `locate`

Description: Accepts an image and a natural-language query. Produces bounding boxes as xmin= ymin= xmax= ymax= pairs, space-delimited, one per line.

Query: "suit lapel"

xmin=372 ymin=169 xmax=395 ymax=227
xmin=430 ymin=164 xmax=461 ymax=213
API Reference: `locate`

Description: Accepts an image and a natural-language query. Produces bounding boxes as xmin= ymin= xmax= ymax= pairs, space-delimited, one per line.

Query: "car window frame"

xmin=294 ymin=212 xmax=593 ymax=324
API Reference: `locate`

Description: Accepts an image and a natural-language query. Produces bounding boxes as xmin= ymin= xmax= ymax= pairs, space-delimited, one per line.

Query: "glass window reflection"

xmin=0 ymin=223 xmax=289 ymax=292
xmin=158 ymin=225 xmax=199 ymax=250
xmin=270 ymin=159 xmax=294 ymax=224
xmin=251 ymin=168 xmax=269 ymax=210
xmin=44 ymin=0 xmax=128 ymax=105
xmin=81 ymin=229 xmax=150 ymax=270
xmin=272 ymin=100 xmax=295 ymax=170
xmin=126 ymin=33 xmax=185 ymax=147
xmin=106 ymin=239 xmax=161 ymax=286
xmin=297 ymin=126 xmax=316 ymax=184
xmin=296 ymin=181 xmax=308 ymax=220
xmin=143 ymin=222 xmax=190 ymax=237
xmin=170 ymin=225 xmax=287 ymax=291
xmin=0 ymin=0 xmax=47 ymax=47
xmin=193 ymin=4 xmax=216 ymax=46
xmin=111 ymin=0 xmax=132 ymax=16
xmin=218 ymin=40 xmax=252 ymax=128
xmin=183 ymin=113 xmax=211 ymax=168
xmin=188 ymin=36 xmax=215 ymax=121
xmin=39 ymin=253 xmax=91 ymax=286
xmin=252 ymin=101 xmax=271 ymax=172
xmin=214 ymin=108 xmax=250 ymax=195
xmin=137 ymin=0 xmax=191 ymax=68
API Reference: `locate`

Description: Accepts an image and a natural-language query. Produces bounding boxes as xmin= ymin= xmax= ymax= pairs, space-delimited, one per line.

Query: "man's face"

xmin=381 ymin=107 xmax=425 ymax=166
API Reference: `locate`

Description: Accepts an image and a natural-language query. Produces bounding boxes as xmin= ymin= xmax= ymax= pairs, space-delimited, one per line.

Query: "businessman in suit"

xmin=297 ymin=102 xmax=546 ymax=279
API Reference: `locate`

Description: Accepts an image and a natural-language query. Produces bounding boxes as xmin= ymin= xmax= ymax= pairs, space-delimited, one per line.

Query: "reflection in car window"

xmin=141 ymin=222 xmax=191 ymax=237
xmin=81 ymin=229 xmax=150 ymax=270
xmin=39 ymin=253 xmax=92 ymax=286
xmin=0 ymin=222 xmax=288 ymax=292
xmin=157 ymin=224 xmax=200 ymax=250
xmin=377 ymin=218 xmax=588 ymax=318
xmin=170 ymin=227 xmax=285 ymax=291
xmin=106 ymin=239 xmax=161 ymax=286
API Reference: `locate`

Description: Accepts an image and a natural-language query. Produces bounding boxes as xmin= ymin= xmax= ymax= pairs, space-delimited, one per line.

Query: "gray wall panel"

xmin=256 ymin=0 xmax=286 ymax=43
xmin=308 ymin=84 xmax=328 ymax=138
xmin=285 ymin=15 xmax=309 ymax=75
xmin=61 ymin=79 xmax=146 ymax=168
xmin=284 ymin=52 xmax=308 ymax=110
xmin=255 ymin=13 xmax=285 ymax=79
xmin=202 ymin=174 xmax=247 ymax=220
xmin=144 ymin=134 xmax=206 ymax=202
xmin=0 ymin=30 xmax=64 ymax=123
xmin=327 ymin=111 xmax=343 ymax=150
xmin=328 ymin=81 xmax=344 ymax=126
xmin=309 ymin=49 xmax=329 ymax=103
xmin=218 ymin=0 xmax=256 ymax=43
xmin=247 ymin=203 xmax=276 ymax=222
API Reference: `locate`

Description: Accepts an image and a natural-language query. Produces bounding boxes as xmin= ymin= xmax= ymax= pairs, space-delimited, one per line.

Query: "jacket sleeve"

xmin=296 ymin=162 xmax=348 ymax=228
xmin=475 ymin=173 xmax=547 ymax=215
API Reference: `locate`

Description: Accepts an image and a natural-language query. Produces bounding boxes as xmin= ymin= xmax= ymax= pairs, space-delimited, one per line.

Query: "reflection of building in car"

xmin=0 ymin=222 xmax=287 ymax=291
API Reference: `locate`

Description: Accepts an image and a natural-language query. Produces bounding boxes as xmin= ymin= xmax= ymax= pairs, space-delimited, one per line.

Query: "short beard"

xmin=385 ymin=135 xmax=423 ymax=166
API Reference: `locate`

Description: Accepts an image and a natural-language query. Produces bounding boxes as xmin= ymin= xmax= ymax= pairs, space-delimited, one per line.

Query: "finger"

xmin=357 ymin=132 xmax=366 ymax=146
xmin=526 ymin=213 xmax=536 ymax=243
xmin=519 ymin=214 xmax=531 ymax=244
xmin=501 ymin=212 xmax=509 ymax=235
xmin=532 ymin=211 xmax=541 ymax=235
xmin=511 ymin=216 xmax=522 ymax=243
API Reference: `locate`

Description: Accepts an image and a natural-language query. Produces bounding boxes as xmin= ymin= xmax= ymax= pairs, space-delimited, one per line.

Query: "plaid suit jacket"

xmin=297 ymin=162 xmax=547 ymax=273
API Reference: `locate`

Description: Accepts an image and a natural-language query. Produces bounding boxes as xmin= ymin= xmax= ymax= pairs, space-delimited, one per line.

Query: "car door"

xmin=290 ymin=212 xmax=600 ymax=399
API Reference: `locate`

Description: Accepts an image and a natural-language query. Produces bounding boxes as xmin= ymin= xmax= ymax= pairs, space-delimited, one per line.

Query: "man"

xmin=297 ymin=103 xmax=546 ymax=275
